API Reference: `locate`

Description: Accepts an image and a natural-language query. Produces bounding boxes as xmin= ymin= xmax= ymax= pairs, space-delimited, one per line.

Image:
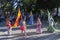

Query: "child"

xmin=47 ymin=16 xmax=55 ymax=33
xmin=6 ymin=19 xmax=12 ymax=35
xmin=8 ymin=21 xmax=12 ymax=35
xmin=20 ymin=17 xmax=27 ymax=35
xmin=29 ymin=11 xmax=34 ymax=25
xmin=36 ymin=17 xmax=42 ymax=33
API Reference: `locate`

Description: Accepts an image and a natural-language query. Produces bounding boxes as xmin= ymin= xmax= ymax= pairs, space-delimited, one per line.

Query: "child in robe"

xmin=36 ymin=17 xmax=42 ymax=33
xmin=6 ymin=19 xmax=12 ymax=35
xmin=20 ymin=17 xmax=27 ymax=35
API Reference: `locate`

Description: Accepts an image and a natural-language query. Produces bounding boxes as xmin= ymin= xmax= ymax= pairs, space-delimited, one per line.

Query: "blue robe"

xmin=29 ymin=15 xmax=34 ymax=25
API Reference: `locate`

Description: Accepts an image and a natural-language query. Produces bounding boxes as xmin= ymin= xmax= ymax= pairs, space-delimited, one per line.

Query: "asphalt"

xmin=0 ymin=21 xmax=60 ymax=40
xmin=0 ymin=28 xmax=60 ymax=40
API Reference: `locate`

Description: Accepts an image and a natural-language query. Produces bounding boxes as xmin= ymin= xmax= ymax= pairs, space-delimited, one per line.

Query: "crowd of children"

xmin=6 ymin=12 xmax=55 ymax=36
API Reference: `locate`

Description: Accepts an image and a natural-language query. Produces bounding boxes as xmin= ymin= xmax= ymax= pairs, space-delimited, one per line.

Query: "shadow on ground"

xmin=0 ymin=31 xmax=60 ymax=40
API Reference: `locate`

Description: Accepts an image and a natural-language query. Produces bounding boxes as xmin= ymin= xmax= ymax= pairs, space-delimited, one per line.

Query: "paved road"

xmin=0 ymin=28 xmax=60 ymax=40
xmin=0 ymin=21 xmax=60 ymax=40
xmin=15 ymin=32 xmax=60 ymax=40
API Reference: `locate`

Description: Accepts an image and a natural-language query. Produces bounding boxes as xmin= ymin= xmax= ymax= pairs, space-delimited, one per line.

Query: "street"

xmin=0 ymin=21 xmax=60 ymax=40
xmin=0 ymin=28 xmax=60 ymax=40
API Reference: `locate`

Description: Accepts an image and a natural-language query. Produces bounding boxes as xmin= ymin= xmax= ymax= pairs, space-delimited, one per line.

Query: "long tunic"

xmin=7 ymin=22 xmax=12 ymax=35
xmin=20 ymin=21 xmax=26 ymax=31
xmin=36 ymin=18 xmax=42 ymax=33
xmin=29 ymin=15 xmax=34 ymax=25
xmin=47 ymin=17 xmax=55 ymax=33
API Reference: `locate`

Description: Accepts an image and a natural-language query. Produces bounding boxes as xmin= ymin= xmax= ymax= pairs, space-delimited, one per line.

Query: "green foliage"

xmin=36 ymin=0 xmax=60 ymax=9
xmin=23 ymin=0 xmax=30 ymax=5
xmin=23 ymin=0 xmax=36 ymax=4
xmin=4 ymin=2 xmax=11 ymax=11
xmin=1 ymin=0 xmax=60 ymax=12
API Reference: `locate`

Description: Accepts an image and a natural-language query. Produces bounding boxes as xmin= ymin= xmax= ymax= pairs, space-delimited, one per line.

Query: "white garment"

xmin=23 ymin=21 xmax=26 ymax=26
xmin=49 ymin=17 xmax=54 ymax=26
xmin=8 ymin=29 xmax=12 ymax=35
xmin=51 ymin=22 xmax=53 ymax=26
xmin=48 ymin=16 xmax=53 ymax=25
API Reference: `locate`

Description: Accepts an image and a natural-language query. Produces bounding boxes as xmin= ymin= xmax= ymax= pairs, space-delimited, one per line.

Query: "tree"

xmin=23 ymin=0 xmax=36 ymax=12
xmin=36 ymin=0 xmax=60 ymax=10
